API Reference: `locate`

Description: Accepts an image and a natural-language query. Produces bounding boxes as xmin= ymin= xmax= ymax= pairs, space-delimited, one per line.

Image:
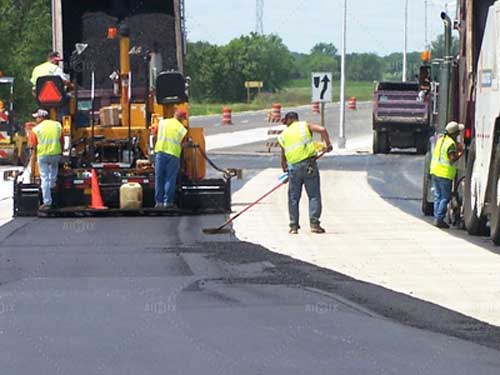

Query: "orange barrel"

xmin=312 ymin=102 xmax=320 ymax=114
xmin=348 ymin=97 xmax=357 ymax=110
xmin=222 ymin=107 xmax=232 ymax=125
xmin=272 ymin=103 xmax=281 ymax=123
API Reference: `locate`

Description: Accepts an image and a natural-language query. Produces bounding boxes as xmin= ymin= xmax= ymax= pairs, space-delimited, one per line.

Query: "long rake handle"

xmin=216 ymin=180 xmax=287 ymax=231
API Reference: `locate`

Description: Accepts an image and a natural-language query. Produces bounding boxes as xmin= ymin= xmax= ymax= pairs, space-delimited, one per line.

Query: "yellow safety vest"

xmin=30 ymin=62 xmax=61 ymax=87
xmin=33 ymin=120 xmax=62 ymax=157
xmin=278 ymin=121 xmax=317 ymax=165
xmin=430 ymin=134 xmax=457 ymax=180
xmin=154 ymin=118 xmax=188 ymax=158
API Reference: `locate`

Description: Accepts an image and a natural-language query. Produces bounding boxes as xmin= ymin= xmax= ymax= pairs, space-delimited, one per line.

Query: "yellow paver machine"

xmin=12 ymin=0 xmax=234 ymax=216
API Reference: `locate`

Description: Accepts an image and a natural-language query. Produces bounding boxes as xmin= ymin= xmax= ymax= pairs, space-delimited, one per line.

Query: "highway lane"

xmin=1 ymin=106 xmax=500 ymax=373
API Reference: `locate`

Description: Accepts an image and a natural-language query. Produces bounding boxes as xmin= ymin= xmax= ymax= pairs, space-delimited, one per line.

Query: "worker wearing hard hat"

xmin=30 ymin=109 xmax=64 ymax=210
xmin=153 ymin=108 xmax=188 ymax=208
xmin=279 ymin=112 xmax=333 ymax=234
xmin=30 ymin=51 xmax=70 ymax=89
xmin=430 ymin=121 xmax=465 ymax=228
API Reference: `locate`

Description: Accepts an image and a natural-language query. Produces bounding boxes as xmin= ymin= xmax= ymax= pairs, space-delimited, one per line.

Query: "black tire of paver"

xmin=489 ymin=145 xmax=500 ymax=245
xmin=464 ymin=140 xmax=488 ymax=235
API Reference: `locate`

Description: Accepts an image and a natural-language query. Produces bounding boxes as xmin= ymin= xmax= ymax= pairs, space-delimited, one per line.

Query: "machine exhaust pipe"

xmin=441 ymin=12 xmax=452 ymax=58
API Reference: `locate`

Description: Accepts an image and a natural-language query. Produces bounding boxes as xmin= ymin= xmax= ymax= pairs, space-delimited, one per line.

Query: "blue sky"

xmin=185 ymin=0 xmax=457 ymax=55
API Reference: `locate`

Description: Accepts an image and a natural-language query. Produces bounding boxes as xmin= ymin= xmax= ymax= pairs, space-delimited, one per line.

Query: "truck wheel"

xmin=373 ymin=131 xmax=389 ymax=154
xmin=489 ymin=145 xmax=500 ymax=244
xmin=464 ymin=140 xmax=488 ymax=235
xmin=416 ymin=134 xmax=428 ymax=155
xmin=373 ymin=131 xmax=380 ymax=154
xmin=421 ymin=151 xmax=434 ymax=216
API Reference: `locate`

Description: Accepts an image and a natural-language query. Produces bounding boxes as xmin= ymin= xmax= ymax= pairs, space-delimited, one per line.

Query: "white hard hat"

xmin=32 ymin=109 xmax=49 ymax=119
xmin=445 ymin=121 xmax=465 ymax=135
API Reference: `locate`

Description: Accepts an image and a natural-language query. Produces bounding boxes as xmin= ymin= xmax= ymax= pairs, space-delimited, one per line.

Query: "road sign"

xmin=312 ymin=72 xmax=333 ymax=103
xmin=245 ymin=81 xmax=264 ymax=88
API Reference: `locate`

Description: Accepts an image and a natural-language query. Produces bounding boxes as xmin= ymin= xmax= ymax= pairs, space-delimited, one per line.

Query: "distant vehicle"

xmin=372 ymin=81 xmax=431 ymax=155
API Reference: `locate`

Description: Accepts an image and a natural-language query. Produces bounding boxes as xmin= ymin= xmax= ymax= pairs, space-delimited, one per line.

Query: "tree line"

xmin=186 ymin=33 xmax=457 ymax=102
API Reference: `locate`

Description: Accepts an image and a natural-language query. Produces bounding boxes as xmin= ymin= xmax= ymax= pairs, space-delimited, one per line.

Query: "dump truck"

xmin=420 ymin=1 xmax=500 ymax=244
xmin=372 ymin=80 xmax=432 ymax=155
xmin=10 ymin=0 xmax=233 ymax=216
xmin=0 ymin=76 xmax=28 ymax=166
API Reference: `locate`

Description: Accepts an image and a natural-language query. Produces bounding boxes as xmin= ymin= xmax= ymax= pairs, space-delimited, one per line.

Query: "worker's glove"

xmin=326 ymin=144 xmax=333 ymax=153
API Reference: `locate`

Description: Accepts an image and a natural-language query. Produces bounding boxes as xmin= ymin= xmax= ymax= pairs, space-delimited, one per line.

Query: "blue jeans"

xmin=288 ymin=158 xmax=322 ymax=227
xmin=155 ymin=152 xmax=180 ymax=204
xmin=432 ymin=175 xmax=452 ymax=220
xmin=38 ymin=155 xmax=60 ymax=205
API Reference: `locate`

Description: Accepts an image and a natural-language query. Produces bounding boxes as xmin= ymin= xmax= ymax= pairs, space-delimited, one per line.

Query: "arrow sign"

xmin=311 ymin=72 xmax=333 ymax=103
xmin=320 ymin=75 xmax=330 ymax=100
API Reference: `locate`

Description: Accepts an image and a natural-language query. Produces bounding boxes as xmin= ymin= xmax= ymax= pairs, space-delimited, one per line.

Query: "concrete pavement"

xmin=232 ymin=158 xmax=500 ymax=327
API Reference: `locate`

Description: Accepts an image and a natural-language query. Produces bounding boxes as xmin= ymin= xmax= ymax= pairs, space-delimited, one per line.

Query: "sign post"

xmin=244 ymin=81 xmax=264 ymax=103
xmin=312 ymin=72 xmax=333 ymax=130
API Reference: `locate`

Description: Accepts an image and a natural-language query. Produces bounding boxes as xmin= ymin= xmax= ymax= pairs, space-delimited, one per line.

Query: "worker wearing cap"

xmin=30 ymin=52 xmax=70 ymax=89
xmin=30 ymin=109 xmax=64 ymax=210
xmin=153 ymin=108 xmax=188 ymax=208
xmin=278 ymin=112 xmax=333 ymax=234
xmin=430 ymin=121 xmax=465 ymax=228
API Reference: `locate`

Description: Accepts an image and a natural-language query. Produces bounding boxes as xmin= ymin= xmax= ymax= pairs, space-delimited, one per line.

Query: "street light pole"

xmin=403 ymin=0 xmax=408 ymax=82
xmin=338 ymin=0 xmax=347 ymax=149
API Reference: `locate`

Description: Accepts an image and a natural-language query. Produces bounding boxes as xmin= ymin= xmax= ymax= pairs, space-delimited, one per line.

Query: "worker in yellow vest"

xmin=278 ymin=112 xmax=333 ymax=234
xmin=29 ymin=109 xmax=64 ymax=210
xmin=30 ymin=52 xmax=69 ymax=90
xmin=153 ymin=108 xmax=188 ymax=208
xmin=430 ymin=121 xmax=465 ymax=228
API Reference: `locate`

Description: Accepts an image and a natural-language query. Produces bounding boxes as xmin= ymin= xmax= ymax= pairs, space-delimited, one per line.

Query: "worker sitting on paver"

xmin=30 ymin=109 xmax=64 ymax=211
xmin=153 ymin=108 xmax=188 ymax=208
xmin=30 ymin=51 xmax=70 ymax=90
xmin=430 ymin=121 xmax=465 ymax=228
xmin=279 ymin=112 xmax=333 ymax=234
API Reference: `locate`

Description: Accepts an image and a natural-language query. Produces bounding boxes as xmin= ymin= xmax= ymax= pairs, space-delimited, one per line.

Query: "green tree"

xmin=310 ymin=42 xmax=338 ymax=58
xmin=0 ymin=0 xmax=52 ymax=120
xmin=347 ymin=53 xmax=382 ymax=81
xmin=430 ymin=33 xmax=459 ymax=59
xmin=186 ymin=33 xmax=293 ymax=102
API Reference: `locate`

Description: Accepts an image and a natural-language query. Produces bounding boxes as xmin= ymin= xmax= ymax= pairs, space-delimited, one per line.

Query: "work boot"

xmin=289 ymin=225 xmax=299 ymax=234
xmin=434 ymin=218 xmax=450 ymax=229
xmin=310 ymin=223 xmax=326 ymax=234
xmin=39 ymin=204 xmax=51 ymax=211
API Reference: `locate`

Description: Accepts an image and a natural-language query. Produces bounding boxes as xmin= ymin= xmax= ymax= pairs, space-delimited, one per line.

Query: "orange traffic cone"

xmin=90 ymin=169 xmax=107 ymax=210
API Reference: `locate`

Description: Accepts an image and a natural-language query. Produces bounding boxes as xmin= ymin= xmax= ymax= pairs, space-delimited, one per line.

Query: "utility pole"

xmin=338 ymin=0 xmax=347 ymax=149
xmin=256 ymin=0 xmax=264 ymax=34
xmin=402 ymin=0 xmax=408 ymax=82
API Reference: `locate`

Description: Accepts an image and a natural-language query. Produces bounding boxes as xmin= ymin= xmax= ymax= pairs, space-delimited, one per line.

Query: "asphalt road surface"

xmin=1 ymin=105 xmax=500 ymax=374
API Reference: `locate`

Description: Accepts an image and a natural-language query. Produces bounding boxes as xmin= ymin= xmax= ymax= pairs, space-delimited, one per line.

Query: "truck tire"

xmin=416 ymin=134 xmax=428 ymax=155
xmin=464 ymin=140 xmax=488 ymax=235
xmin=373 ymin=131 xmax=389 ymax=154
xmin=421 ymin=151 xmax=434 ymax=216
xmin=489 ymin=145 xmax=500 ymax=244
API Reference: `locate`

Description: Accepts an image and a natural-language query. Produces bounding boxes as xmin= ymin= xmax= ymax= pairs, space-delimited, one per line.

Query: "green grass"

xmin=189 ymin=79 xmax=375 ymax=116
